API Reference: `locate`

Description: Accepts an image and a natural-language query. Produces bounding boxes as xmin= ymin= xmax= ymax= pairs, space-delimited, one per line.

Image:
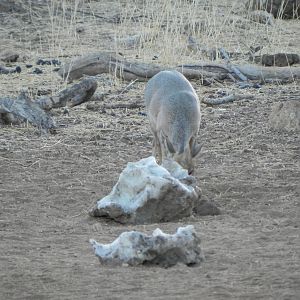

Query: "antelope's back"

xmin=144 ymin=70 xmax=197 ymax=113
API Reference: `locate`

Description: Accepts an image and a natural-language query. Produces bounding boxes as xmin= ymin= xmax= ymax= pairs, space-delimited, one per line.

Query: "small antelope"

xmin=144 ymin=70 xmax=202 ymax=174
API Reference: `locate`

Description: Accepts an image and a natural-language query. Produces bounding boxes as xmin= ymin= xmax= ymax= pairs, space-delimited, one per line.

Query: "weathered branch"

xmin=0 ymin=78 xmax=97 ymax=132
xmin=36 ymin=77 xmax=98 ymax=111
xmin=236 ymin=64 xmax=300 ymax=81
xmin=58 ymin=52 xmax=227 ymax=82
xmin=58 ymin=51 xmax=300 ymax=83
xmin=202 ymin=94 xmax=255 ymax=105
xmin=102 ymin=101 xmax=144 ymax=109
xmin=0 ymin=65 xmax=21 ymax=74
xmin=0 ymin=93 xmax=55 ymax=132
xmin=219 ymin=48 xmax=248 ymax=82
xmin=180 ymin=63 xmax=300 ymax=82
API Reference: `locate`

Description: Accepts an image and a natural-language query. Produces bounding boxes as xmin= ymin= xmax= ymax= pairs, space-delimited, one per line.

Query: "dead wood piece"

xmin=86 ymin=101 xmax=143 ymax=111
xmin=247 ymin=45 xmax=264 ymax=61
xmin=58 ymin=52 xmax=226 ymax=83
xmin=185 ymin=63 xmax=300 ymax=82
xmin=0 ymin=93 xmax=55 ymax=132
xmin=58 ymin=51 xmax=300 ymax=83
xmin=117 ymin=60 xmax=226 ymax=82
xmin=254 ymin=53 xmax=300 ymax=67
xmin=36 ymin=77 xmax=98 ymax=111
xmin=102 ymin=101 xmax=144 ymax=110
xmin=58 ymin=52 xmax=124 ymax=82
xmin=219 ymin=48 xmax=248 ymax=82
xmin=202 ymin=94 xmax=254 ymax=105
xmin=178 ymin=63 xmax=230 ymax=74
xmin=0 ymin=65 xmax=21 ymax=74
xmin=0 ymin=78 xmax=97 ymax=133
xmin=236 ymin=64 xmax=300 ymax=81
xmin=174 ymin=66 xmax=226 ymax=82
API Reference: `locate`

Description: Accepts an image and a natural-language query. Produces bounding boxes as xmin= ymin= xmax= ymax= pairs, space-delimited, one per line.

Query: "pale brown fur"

xmin=144 ymin=70 xmax=201 ymax=174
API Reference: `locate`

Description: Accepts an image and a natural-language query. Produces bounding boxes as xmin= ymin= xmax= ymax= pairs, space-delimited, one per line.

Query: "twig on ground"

xmin=101 ymin=101 xmax=144 ymax=110
xmin=202 ymin=94 xmax=254 ymax=105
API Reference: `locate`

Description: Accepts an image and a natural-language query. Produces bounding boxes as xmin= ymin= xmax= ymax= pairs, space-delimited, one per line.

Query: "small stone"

xmin=76 ymin=26 xmax=85 ymax=33
xmin=32 ymin=67 xmax=43 ymax=74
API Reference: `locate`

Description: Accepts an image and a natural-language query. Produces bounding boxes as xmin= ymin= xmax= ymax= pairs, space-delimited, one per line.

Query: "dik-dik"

xmin=145 ymin=70 xmax=201 ymax=174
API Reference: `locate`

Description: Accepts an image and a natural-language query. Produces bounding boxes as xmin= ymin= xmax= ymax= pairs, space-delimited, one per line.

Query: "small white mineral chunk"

xmin=90 ymin=225 xmax=203 ymax=267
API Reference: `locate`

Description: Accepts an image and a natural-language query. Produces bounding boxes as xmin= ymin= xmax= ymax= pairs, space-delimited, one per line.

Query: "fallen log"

xmin=219 ymin=48 xmax=248 ymax=82
xmin=58 ymin=51 xmax=300 ymax=83
xmin=36 ymin=77 xmax=98 ymax=110
xmin=0 ymin=93 xmax=56 ymax=133
xmin=58 ymin=52 xmax=227 ymax=82
xmin=0 ymin=77 xmax=97 ymax=133
xmin=181 ymin=63 xmax=300 ymax=82
xmin=0 ymin=65 xmax=21 ymax=74
xmin=236 ymin=64 xmax=300 ymax=81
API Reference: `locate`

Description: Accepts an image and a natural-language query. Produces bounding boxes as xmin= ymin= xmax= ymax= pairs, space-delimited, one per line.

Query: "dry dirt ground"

xmin=0 ymin=1 xmax=299 ymax=299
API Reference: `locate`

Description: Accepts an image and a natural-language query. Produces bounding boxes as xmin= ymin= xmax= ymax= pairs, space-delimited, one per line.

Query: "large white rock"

xmin=90 ymin=156 xmax=198 ymax=224
xmin=90 ymin=225 xmax=203 ymax=267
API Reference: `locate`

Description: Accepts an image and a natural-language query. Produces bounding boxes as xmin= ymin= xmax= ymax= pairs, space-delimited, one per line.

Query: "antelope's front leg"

xmin=159 ymin=130 xmax=172 ymax=162
xmin=152 ymin=133 xmax=162 ymax=164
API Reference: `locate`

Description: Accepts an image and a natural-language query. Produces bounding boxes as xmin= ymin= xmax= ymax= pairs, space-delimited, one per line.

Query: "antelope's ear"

xmin=166 ymin=137 xmax=176 ymax=154
xmin=192 ymin=142 xmax=202 ymax=158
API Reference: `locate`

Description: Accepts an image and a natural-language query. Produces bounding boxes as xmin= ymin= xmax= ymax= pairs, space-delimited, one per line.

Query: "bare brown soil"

xmin=0 ymin=1 xmax=299 ymax=299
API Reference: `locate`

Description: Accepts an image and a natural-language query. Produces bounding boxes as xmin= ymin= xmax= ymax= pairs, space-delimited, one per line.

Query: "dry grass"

xmin=1 ymin=0 xmax=298 ymax=98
